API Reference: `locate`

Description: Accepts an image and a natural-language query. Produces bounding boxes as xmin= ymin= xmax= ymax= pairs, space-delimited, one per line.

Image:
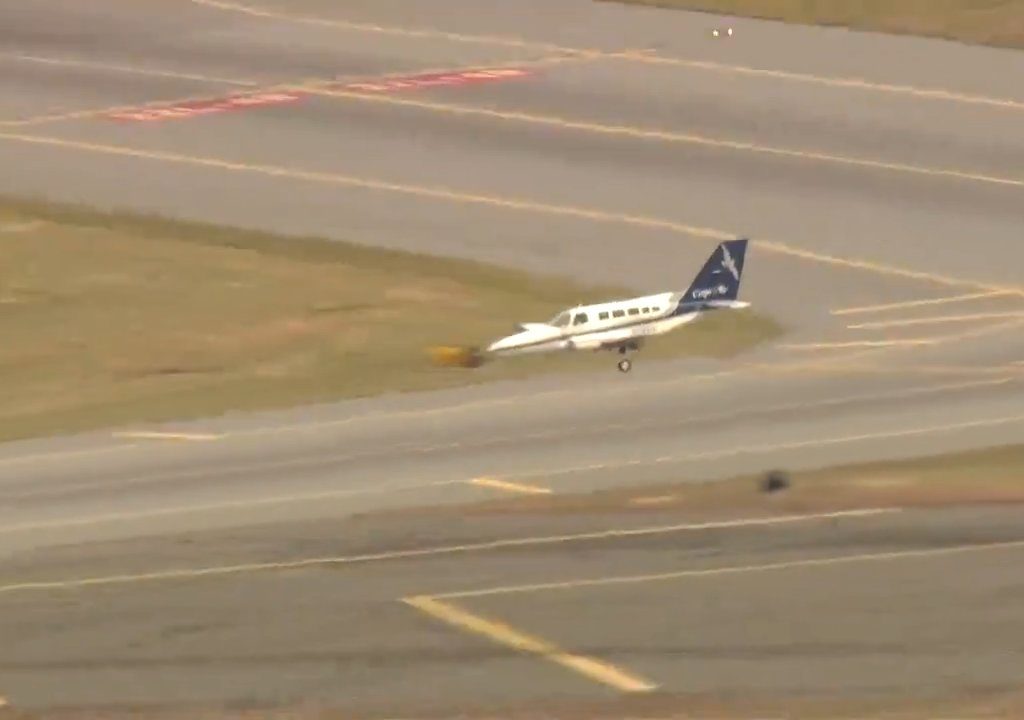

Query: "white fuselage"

xmin=486 ymin=291 xmax=708 ymax=355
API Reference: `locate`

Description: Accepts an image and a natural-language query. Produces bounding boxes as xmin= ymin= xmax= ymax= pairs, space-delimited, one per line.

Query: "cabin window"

xmin=573 ymin=313 xmax=588 ymax=325
xmin=612 ymin=309 xmax=625 ymax=318
xmin=598 ymin=312 xmax=609 ymax=320
xmin=628 ymin=308 xmax=639 ymax=315
xmin=642 ymin=307 xmax=649 ymax=313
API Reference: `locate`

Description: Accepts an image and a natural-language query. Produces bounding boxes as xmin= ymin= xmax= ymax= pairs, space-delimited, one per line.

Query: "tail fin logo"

xmin=721 ymin=243 xmax=739 ymax=281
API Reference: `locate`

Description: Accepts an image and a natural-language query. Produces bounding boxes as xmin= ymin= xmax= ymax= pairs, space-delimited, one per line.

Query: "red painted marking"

xmin=105 ymin=67 xmax=528 ymax=122
xmin=330 ymin=67 xmax=530 ymax=94
xmin=107 ymin=90 xmax=304 ymax=122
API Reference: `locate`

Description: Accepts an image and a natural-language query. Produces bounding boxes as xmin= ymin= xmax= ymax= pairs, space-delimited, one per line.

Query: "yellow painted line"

xmin=298 ymin=85 xmax=1024 ymax=189
xmin=847 ymin=310 xmax=1024 ymax=330
xmin=429 ymin=539 xmax=1024 ymax=600
xmin=111 ymin=431 xmax=223 ymax=441
xmin=189 ymin=0 xmax=1024 ymax=112
xmin=0 ymin=130 xmax=1014 ymax=298
xmin=628 ymin=495 xmax=677 ymax=506
xmin=782 ymin=339 xmax=940 ymax=350
xmin=402 ymin=595 xmax=657 ymax=693
xmin=470 ymin=476 xmax=552 ymax=495
xmin=0 ymin=509 xmax=896 ymax=594
xmin=0 ymin=52 xmax=258 ymax=87
xmin=832 ymin=291 xmax=1012 ymax=316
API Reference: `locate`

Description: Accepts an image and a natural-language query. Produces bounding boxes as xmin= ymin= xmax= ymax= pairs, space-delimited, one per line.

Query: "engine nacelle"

xmin=564 ymin=337 xmax=603 ymax=351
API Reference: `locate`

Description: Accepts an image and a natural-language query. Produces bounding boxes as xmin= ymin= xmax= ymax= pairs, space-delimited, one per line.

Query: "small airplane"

xmin=484 ymin=238 xmax=751 ymax=373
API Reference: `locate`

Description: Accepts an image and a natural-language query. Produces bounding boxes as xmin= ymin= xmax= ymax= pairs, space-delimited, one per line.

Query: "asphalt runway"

xmin=2 ymin=0 xmax=1024 ymax=714
xmin=2 ymin=504 xmax=1024 ymax=716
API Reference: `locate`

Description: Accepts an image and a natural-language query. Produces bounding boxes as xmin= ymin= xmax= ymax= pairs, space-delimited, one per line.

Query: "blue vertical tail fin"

xmin=683 ymin=238 xmax=748 ymax=303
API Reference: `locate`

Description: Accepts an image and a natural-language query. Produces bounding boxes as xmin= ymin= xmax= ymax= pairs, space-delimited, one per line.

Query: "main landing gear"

xmin=617 ymin=345 xmax=633 ymax=373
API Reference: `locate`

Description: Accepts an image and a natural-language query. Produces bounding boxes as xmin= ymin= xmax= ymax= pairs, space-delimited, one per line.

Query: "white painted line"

xmin=0 ymin=443 xmax=139 ymax=469
xmin=783 ymin=339 xmax=939 ymax=350
xmin=0 ymin=508 xmax=897 ymax=594
xmin=0 ymin=478 xmax=463 ymax=535
xmin=430 ymin=539 xmax=1024 ymax=600
xmin=847 ymin=311 xmax=1024 ymax=330
xmin=1 ymin=52 xmax=257 ymax=86
xmin=832 ymin=291 xmax=1011 ymax=316
xmin=470 ymin=476 xmax=552 ymax=495
xmin=510 ymin=407 xmax=1024 ymax=482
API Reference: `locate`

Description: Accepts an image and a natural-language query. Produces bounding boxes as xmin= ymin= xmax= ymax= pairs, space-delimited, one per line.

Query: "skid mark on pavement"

xmin=298 ymin=85 xmax=1024 ymax=189
xmin=402 ymin=595 xmax=657 ymax=692
xmin=0 ymin=129 xmax=1015 ymax=298
xmin=0 ymin=509 xmax=895 ymax=594
xmin=188 ymin=0 xmax=1024 ymax=112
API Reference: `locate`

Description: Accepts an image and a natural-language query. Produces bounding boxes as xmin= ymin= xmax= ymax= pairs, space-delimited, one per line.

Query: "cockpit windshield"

xmin=548 ymin=311 xmax=571 ymax=328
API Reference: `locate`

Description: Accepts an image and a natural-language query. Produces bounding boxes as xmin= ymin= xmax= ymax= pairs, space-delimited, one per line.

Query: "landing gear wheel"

xmin=617 ymin=358 xmax=632 ymax=373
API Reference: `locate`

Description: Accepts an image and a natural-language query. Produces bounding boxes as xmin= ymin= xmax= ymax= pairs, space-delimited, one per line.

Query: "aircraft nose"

xmin=486 ymin=335 xmax=513 ymax=353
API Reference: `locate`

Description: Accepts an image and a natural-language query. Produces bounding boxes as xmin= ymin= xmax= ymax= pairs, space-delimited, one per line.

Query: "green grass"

xmin=0 ymin=197 xmax=781 ymax=442
xmin=603 ymin=1 xmax=1024 ymax=49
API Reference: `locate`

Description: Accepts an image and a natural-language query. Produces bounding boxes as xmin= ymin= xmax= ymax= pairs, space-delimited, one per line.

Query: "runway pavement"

xmin=2 ymin=503 xmax=1024 ymax=715
xmin=2 ymin=0 xmax=1024 ymax=714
